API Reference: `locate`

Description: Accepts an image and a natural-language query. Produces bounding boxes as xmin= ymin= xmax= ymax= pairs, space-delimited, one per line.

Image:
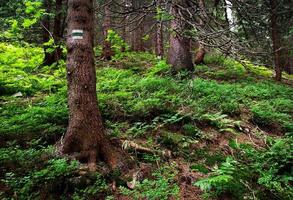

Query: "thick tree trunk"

xmin=62 ymin=0 xmax=127 ymax=170
xmin=102 ymin=0 xmax=113 ymax=60
xmin=270 ymin=0 xmax=282 ymax=81
xmin=167 ymin=0 xmax=193 ymax=71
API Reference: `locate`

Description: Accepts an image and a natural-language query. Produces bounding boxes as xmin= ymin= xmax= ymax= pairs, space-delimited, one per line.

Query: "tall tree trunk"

xmin=53 ymin=0 xmax=63 ymax=62
xmin=62 ymin=0 xmax=127 ymax=170
xmin=167 ymin=0 xmax=193 ymax=71
xmin=136 ymin=24 xmax=144 ymax=51
xmin=42 ymin=0 xmax=55 ymax=66
xmin=270 ymin=0 xmax=282 ymax=81
xmin=194 ymin=0 xmax=206 ymax=64
xmin=102 ymin=0 xmax=113 ymax=60
xmin=155 ymin=0 xmax=164 ymax=57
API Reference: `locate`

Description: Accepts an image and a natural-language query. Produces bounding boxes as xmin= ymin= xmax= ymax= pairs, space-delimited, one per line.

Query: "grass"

xmin=0 ymin=43 xmax=292 ymax=199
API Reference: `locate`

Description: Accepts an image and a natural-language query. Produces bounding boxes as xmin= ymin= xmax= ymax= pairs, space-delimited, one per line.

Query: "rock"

xmin=12 ymin=92 xmax=23 ymax=97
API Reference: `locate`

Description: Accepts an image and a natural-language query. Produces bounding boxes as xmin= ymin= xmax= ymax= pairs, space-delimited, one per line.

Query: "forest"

xmin=0 ymin=0 xmax=292 ymax=199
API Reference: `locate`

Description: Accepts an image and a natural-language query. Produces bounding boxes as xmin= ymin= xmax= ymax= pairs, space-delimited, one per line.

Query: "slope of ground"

xmin=0 ymin=44 xmax=292 ymax=199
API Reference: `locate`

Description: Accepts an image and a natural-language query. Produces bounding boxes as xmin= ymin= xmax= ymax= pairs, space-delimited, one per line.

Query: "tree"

xmin=230 ymin=0 xmax=293 ymax=81
xmin=270 ymin=0 xmax=282 ymax=81
xmin=102 ymin=0 xmax=114 ymax=60
xmin=167 ymin=0 xmax=193 ymax=71
xmin=42 ymin=0 xmax=54 ymax=66
xmin=43 ymin=0 xmax=65 ymax=66
xmin=61 ymin=0 xmax=128 ymax=170
xmin=194 ymin=0 xmax=207 ymax=64
xmin=155 ymin=0 xmax=164 ymax=57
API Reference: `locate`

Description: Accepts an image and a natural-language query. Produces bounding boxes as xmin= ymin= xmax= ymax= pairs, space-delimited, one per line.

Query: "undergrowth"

xmin=0 ymin=43 xmax=292 ymax=199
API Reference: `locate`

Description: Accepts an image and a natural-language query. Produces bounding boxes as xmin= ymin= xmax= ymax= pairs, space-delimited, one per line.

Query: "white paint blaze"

xmin=72 ymin=29 xmax=84 ymax=39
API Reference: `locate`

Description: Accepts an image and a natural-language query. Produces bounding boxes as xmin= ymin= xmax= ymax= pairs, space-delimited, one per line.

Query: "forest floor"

xmin=0 ymin=44 xmax=292 ymax=199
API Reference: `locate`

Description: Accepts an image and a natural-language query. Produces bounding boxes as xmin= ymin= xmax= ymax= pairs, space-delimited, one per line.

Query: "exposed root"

xmin=122 ymin=140 xmax=172 ymax=158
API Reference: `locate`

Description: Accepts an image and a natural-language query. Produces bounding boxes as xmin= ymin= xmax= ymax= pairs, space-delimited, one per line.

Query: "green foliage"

xmin=154 ymin=7 xmax=173 ymax=21
xmin=146 ymin=59 xmax=171 ymax=76
xmin=106 ymin=29 xmax=129 ymax=59
xmin=194 ymin=157 xmax=245 ymax=199
xmin=120 ymin=164 xmax=180 ymax=200
xmin=195 ymin=137 xmax=293 ymax=199
xmin=0 ymin=89 xmax=68 ymax=141
xmin=200 ymin=113 xmax=240 ymax=133
xmin=72 ymin=174 xmax=110 ymax=200
xmin=0 ymin=44 xmax=292 ymax=200
xmin=0 ymin=43 xmax=65 ymax=95
xmin=3 ymin=0 xmax=44 ymax=39
xmin=3 ymin=158 xmax=78 ymax=199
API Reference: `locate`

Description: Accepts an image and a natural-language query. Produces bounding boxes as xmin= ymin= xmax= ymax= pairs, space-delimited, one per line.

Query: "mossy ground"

xmin=0 ymin=44 xmax=292 ymax=199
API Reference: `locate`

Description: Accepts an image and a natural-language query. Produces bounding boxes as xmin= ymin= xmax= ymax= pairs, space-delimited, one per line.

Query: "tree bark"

xmin=62 ymin=0 xmax=128 ymax=171
xmin=194 ymin=0 xmax=207 ymax=65
xmin=167 ymin=0 xmax=193 ymax=71
xmin=102 ymin=0 xmax=114 ymax=60
xmin=270 ymin=0 xmax=282 ymax=81
xmin=42 ymin=0 xmax=55 ymax=66
xmin=155 ymin=0 xmax=164 ymax=57
xmin=53 ymin=0 xmax=63 ymax=62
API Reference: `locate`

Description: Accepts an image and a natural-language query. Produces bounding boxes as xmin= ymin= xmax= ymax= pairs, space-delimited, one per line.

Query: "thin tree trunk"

xmin=102 ymin=0 xmax=113 ymax=60
xmin=167 ymin=0 xmax=193 ymax=71
xmin=155 ymin=0 xmax=164 ymax=57
xmin=42 ymin=0 xmax=55 ymax=66
xmin=270 ymin=0 xmax=282 ymax=81
xmin=53 ymin=0 xmax=63 ymax=62
xmin=155 ymin=21 xmax=164 ymax=56
xmin=136 ymin=24 xmax=144 ymax=51
xmin=194 ymin=0 xmax=206 ymax=64
xmin=62 ymin=0 xmax=128 ymax=171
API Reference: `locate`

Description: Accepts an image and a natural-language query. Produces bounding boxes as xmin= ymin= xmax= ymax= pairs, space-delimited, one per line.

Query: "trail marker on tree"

xmin=72 ymin=30 xmax=84 ymax=40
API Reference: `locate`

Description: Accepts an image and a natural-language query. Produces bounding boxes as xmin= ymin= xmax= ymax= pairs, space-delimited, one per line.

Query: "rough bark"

xmin=62 ymin=0 xmax=128 ymax=171
xmin=270 ymin=0 xmax=282 ymax=81
xmin=102 ymin=0 xmax=114 ymax=60
xmin=167 ymin=0 xmax=193 ymax=71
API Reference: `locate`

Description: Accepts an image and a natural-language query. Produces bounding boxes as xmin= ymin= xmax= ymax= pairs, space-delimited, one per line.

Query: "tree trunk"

xmin=194 ymin=47 xmax=206 ymax=64
xmin=270 ymin=0 xmax=282 ymax=81
xmin=167 ymin=0 xmax=193 ymax=71
xmin=155 ymin=0 xmax=164 ymax=57
xmin=42 ymin=0 xmax=55 ymax=66
xmin=43 ymin=0 xmax=64 ymax=66
xmin=102 ymin=0 xmax=114 ymax=60
xmin=136 ymin=24 xmax=144 ymax=51
xmin=155 ymin=22 xmax=164 ymax=57
xmin=62 ymin=0 xmax=128 ymax=171
xmin=194 ymin=0 xmax=207 ymax=65
xmin=53 ymin=0 xmax=63 ymax=62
